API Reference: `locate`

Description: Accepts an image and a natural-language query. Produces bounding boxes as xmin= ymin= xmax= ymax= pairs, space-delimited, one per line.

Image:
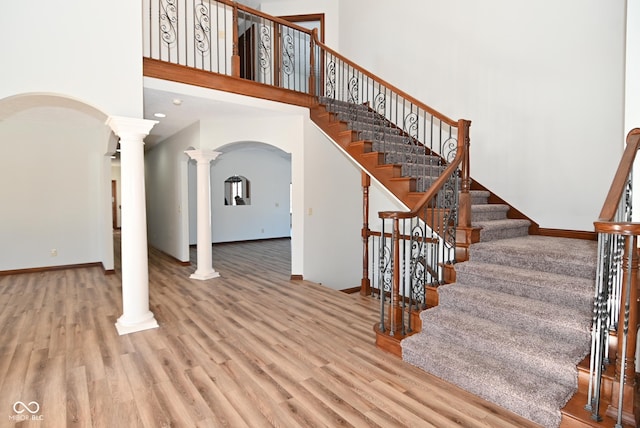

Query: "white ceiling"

xmin=142 ymin=77 xmax=307 ymax=150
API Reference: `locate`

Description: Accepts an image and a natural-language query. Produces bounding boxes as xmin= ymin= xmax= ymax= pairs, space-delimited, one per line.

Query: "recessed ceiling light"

xmin=172 ymin=98 xmax=183 ymax=106
xmin=154 ymin=113 xmax=166 ymax=118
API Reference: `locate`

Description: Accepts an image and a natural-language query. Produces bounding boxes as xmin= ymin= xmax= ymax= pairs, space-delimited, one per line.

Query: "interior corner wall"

xmin=302 ymin=122 xmax=363 ymax=290
xmin=337 ymin=0 xmax=626 ymax=232
xmin=210 ymin=148 xmax=291 ymax=243
xmin=1 ymin=0 xmax=143 ymax=117
xmin=146 ymin=121 xmax=201 ymax=262
xmin=0 ymin=109 xmax=106 ymax=271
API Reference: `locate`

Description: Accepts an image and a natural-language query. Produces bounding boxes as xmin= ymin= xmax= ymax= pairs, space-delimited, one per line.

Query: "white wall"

xmin=627 ymin=0 xmax=640 ymax=137
xmin=302 ymin=122 xmax=365 ymax=290
xmin=210 ymin=146 xmax=292 ymax=242
xmin=336 ymin=0 xmax=625 ymax=232
xmin=146 ymin=121 xmax=201 ymax=262
xmin=0 ymin=0 xmax=143 ymax=117
xmin=0 ymin=107 xmax=108 ymax=270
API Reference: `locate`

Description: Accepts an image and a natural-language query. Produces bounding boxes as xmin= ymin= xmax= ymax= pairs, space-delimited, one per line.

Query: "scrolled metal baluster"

xmin=325 ymin=59 xmax=336 ymax=99
xmin=160 ymin=0 xmax=178 ymax=47
xmin=404 ymin=112 xmax=418 ymax=139
xmin=374 ymin=91 xmax=386 ymax=116
xmin=259 ymin=24 xmax=271 ymax=77
xmin=409 ymin=221 xmax=426 ymax=314
xmin=282 ymin=32 xmax=295 ymax=76
xmin=348 ymin=71 xmax=359 ymax=104
xmin=194 ymin=2 xmax=210 ymax=57
xmin=442 ymin=136 xmax=458 ymax=164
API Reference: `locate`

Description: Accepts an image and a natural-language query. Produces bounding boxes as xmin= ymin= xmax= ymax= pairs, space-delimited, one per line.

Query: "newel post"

xmin=361 ymin=172 xmax=371 ymax=296
xmin=309 ymin=29 xmax=317 ymax=97
xmin=458 ymin=119 xmax=472 ymax=229
xmin=231 ymin=2 xmax=240 ymax=77
xmin=606 ymin=234 xmax=639 ymax=427
xmin=389 ymin=218 xmax=403 ymax=335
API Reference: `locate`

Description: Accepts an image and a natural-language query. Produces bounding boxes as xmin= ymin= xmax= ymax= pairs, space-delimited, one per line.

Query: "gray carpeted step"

xmin=321 ymin=97 xmax=368 ymax=111
xmin=327 ymin=103 xmax=375 ymax=114
xmin=471 ymin=203 xmax=509 ymax=221
xmin=473 ymin=218 xmax=531 ymax=241
xmin=436 ymin=283 xmax=591 ymax=344
xmin=455 ymin=260 xmax=593 ymax=313
xmin=337 ymin=111 xmax=386 ymax=126
xmin=402 ymin=332 xmax=572 ymax=428
xmin=470 ymin=235 xmax=597 ymax=279
xmin=470 ymin=190 xmax=490 ymax=205
xmin=401 ymin=162 xmax=446 ymax=177
xmin=383 ymin=151 xmax=434 ymax=165
xmin=374 ymin=142 xmax=426 ymax=156
xmin=419 ymin=307 xmax=586 ymax=388
xmin=359 ymin=130 xmax=414 ymax=144
xmin=415 ymin=176 xmax=440 ymax=192
xmin=348 ymin=121 xmax=402 ymax=135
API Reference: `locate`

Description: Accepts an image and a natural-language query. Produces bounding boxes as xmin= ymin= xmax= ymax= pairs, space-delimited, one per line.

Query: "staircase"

xmin=311 ymin=98 xmax=452 ymax=206
xmin=309 ymin=97 xmax=606 ymax=427
xmin=310 ymin=100 xmax=639 ymax=427
xmin=142 ymin=1 xmax=638 ymax=424
xmin=402 ymin=190 xmax=597 ymax=428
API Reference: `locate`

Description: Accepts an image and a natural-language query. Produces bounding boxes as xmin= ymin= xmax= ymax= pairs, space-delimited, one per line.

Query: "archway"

xmin=0 ymin=93 xmax=115 ymax=272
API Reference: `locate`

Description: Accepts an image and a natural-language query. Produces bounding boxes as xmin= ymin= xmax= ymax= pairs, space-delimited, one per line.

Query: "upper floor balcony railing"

xmin=144 ymin=0 xmax=314 ymax=93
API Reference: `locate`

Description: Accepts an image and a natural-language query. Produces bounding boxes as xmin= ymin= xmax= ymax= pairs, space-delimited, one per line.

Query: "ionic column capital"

xmin=106 ymin=116 xmax=158 ymax=141
xmin=185 ymin=149 xmax=222 ymax=164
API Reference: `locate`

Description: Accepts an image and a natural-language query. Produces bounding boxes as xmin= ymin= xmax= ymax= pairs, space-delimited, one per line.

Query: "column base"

xmin=115 ymin=311 xmax=159 ymax=335
xmin=190 ymin=270 xmax=221 ymax=280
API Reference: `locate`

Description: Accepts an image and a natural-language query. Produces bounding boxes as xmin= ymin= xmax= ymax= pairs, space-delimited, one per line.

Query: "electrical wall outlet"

xmin=50 ymin=249 xmax=57 ymax=257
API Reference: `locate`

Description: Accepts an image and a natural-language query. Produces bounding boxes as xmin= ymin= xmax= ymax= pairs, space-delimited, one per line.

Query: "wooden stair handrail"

xmin=596 ymin=128 xmax=640 ymax=226
xmin=590 ymin=127 xmax=640 ymax=427
xmin=311 ymin=34 xmax=459 ymax=128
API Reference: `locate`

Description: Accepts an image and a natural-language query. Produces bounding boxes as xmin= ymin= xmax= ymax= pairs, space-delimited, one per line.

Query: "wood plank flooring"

xmin=0 ymin=236 xmax=542 ymax=427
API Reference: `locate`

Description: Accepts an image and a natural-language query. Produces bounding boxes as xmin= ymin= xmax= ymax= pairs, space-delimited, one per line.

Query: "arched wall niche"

xmin=0 ymin=92 xmax=116 ymax=272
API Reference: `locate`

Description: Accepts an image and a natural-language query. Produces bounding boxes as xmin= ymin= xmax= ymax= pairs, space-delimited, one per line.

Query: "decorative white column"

xmin=185 ymin=149 xmax=221 ymax=280
xmin=106 ymin=116 xmax=159 ymax=335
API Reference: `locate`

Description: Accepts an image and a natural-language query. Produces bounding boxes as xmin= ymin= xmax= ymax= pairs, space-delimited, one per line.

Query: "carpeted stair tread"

xmin=470 ymin=190 xmax=490 ymax=205
xmin=471 ymin=204 xmax=510 ymax=221
xmin=359 ymin=130 xmax=412 ymax=144
xmin=437 ymin=283 xmax=591 ymax=342
xmin=321 ymin=97 xmax=368 ymax=110
xmin=348 ymin=121 xmax=402 ymax=135
xmin=338 ymin=113 xmax=386 ymax=126
xmin=402 ymin=333 xmax=571 ymax=428
xmin=421 ymin=307 xmax=586 ymax=387
xmin=473 ymin=218 xmax=531 ymax=241
xmin=470 ymin=235 xmax=597 ymax=279
xmin=374 ymin=141 xmax=426 ymax=155
xmin=454 ymin=260 xmax=593 ymax=312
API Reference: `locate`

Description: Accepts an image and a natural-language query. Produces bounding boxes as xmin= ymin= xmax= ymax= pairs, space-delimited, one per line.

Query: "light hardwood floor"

xmin=0 ymin=237 xmax=541 ymax=427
